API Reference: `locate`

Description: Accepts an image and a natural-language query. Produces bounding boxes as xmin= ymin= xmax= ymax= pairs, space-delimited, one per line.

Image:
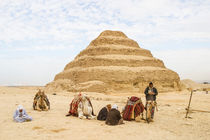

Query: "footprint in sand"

xmin=50 ymin=128 xmax=67 ymax=133
xmin=32 ymin=126 xmax=43 ymax=130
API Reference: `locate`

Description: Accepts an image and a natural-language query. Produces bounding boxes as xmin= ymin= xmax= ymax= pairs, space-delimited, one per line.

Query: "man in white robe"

xmin=13 ymin=105 xmax=32 ymax=123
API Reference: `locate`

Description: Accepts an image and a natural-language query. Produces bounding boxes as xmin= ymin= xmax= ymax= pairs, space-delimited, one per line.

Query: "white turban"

xmin=112 ymin=104 xmax=118 ymax=110
xmin=17 ymin=105 xmax=23 ymax=111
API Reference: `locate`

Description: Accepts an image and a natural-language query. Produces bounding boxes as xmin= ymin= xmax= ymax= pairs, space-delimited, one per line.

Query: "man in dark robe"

xmin=97 ymin=104 xmax=111 ymax=120
xmin=105 ymin=104 xmax=123 ymax=125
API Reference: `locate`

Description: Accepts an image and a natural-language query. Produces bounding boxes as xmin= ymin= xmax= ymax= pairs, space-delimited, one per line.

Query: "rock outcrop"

xmin=46 ymin=30 xmax=181 ymax=93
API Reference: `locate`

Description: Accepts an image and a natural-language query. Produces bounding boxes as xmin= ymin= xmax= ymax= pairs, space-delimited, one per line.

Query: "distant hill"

xmin=181 ymin=79 xmax=210 ymax=91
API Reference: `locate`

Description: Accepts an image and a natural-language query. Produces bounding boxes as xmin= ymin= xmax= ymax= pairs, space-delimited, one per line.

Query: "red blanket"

xmin=68 ymin=94 xmax=82 ymax=116
xmin=68 ymin=93 xmax=95 ymax=116
xmin=123 ymin=96 xmax=144 ymax=121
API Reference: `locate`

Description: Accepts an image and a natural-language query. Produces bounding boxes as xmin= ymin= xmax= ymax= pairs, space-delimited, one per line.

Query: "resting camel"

xmin=33 ymin=90 xmax=50 ymax=111
xmin=78 ymin=94 xmax=95 ymax=119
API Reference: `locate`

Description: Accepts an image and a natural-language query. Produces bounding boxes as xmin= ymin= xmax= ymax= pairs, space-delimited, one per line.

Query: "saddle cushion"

xmin=123 ymin=96 xmax=144 ymax=121
xmin=68 ymin=94 xmax=95 ymax=116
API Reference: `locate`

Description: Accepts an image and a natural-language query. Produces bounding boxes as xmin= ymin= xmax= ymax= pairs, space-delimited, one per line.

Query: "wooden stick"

xmin=185 ymin=90 xmax=193 ymax=118
xmin=186 ymin=108 xmax=210 ymax=113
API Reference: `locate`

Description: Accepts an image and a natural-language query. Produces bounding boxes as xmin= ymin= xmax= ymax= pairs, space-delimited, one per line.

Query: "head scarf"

xmin=112 ymin=104 xmax=118 ymax=110
xmin=106 ymin=104 xmax=111 ymax=111
xmin=17 ymin=105 xmax=24 ymax=111
xmin=13 ymin=105 xmax=32 ymax=122
xmin=14 ymin=105 xmax=26 ymax=119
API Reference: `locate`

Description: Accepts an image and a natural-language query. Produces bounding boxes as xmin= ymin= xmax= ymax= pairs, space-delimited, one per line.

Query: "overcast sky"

xmin=0 ymin=0 xmax=210 ymax=86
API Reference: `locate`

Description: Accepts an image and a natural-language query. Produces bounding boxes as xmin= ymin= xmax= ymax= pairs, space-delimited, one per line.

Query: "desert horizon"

xmin=2 ymin=79 xmax=210 ymax=87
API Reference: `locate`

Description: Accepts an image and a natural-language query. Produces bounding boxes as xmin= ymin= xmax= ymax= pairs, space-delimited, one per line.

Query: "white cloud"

xmin=0 ymin=0 xmax=210 ymax=85
xmin=1 ymin=0 xmax=210 ymax=44
xmin=12 ymin=45 xmax=71 ymax=51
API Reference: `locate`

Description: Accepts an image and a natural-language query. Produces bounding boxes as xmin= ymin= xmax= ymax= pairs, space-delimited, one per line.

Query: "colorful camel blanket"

xmin=123 ymin=96 xmax=144 ymax=121
xmin=68 ymin=93 xmax=95 ymax=116
xmin=33 ymin=94 xmax=50 ymax=110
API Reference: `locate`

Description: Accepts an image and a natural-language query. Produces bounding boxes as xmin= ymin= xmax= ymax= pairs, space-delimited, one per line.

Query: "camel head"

xmin=37 ymin=89 xmax=42 ymax=96
xmin=81 ymin=94 xmax=88 ymax=103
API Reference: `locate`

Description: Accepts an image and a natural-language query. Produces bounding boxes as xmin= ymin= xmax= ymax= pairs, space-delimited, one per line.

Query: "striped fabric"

xmin=123 ymin=96 xmax=144 ymax=121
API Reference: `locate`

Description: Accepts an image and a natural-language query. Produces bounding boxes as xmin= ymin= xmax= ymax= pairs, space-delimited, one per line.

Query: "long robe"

xmin=105 ymin=109 xmax=121 ymax=125
xmin=13 ymin=105 xmax=32 ymax=123
xmin=97 ymin=107 xmax=108 ymax=121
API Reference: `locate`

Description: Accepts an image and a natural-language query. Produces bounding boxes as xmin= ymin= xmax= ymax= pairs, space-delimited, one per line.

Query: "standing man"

xmin=144 ymin=82 xmax=158 ymax=119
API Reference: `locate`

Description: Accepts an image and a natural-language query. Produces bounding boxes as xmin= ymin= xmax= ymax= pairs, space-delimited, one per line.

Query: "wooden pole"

xmin=185 ymin=90 xmax=193 ymax=118
xmin=186 ymin=109 xmax=210 ymax=113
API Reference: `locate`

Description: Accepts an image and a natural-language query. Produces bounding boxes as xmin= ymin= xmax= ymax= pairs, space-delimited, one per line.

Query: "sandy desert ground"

xmin=0 ymin=86 xmax=210 ymax=140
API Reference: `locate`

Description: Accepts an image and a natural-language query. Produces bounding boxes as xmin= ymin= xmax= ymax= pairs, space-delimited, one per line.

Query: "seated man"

xmin=105 ymin=104 xmax=123 ymax=125
xmin=13 ymin=105 xmax=32 ymax=123
xmin=97 ymin=104 xmax=111 ymax=121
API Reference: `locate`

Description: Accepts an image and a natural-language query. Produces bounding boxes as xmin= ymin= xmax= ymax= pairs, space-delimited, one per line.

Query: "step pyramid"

xmin=46 ymin=30 xmax=181 ymax=93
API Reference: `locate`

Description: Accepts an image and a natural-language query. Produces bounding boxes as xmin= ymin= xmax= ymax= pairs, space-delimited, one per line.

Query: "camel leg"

xmin=43 ymin=108 xmax=48 ymax=111
xmin=87 ymin=106 xmax=96 ymax=119
xmin=141 ymin=113 xmax=145 ymax=120
xmin=79 ymin=115 xmax=86 ymax=119
xmin=36 ymin=102 xmax=42 ymax=111
xmin=43 ymin=102 xmax=49 ymax=111
xmin=33 ymin=101 xmax=37 ymax=110
xmin=87 ymin=114 xmax=95 ymax=120
xmin=37 ymin=108 xmax=42 ymax=111
xmin=78 ymin=104 xmax=85 ymax=119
